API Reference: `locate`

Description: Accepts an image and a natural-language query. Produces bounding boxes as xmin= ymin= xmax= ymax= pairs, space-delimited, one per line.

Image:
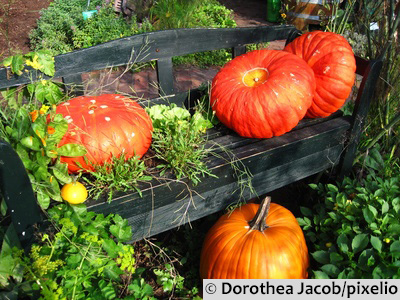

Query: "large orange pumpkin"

xmin=200 ymin=197 xmax=309 ymax=279
xmin=284 ymin=31 xmax=356 ymax=118
xmin=56 ymin=94 xmax=153 ymax=173
xmin=210 ymin=49 xmax=315 ymax=138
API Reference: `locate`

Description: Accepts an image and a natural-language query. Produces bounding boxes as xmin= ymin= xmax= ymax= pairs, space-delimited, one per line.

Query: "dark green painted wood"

xmin=0 ymin=25 xmax=295 ymax=90
xmin=62 ymin=73 xmax=84 ymax=96
xmin=87 ymin=117 xmax=350 ymax=241
xmin=233 ymin=45 xmax=247 ymax=58
xmin=156 ymin=57 xmax=175 ymax=96
xmin=285 ymin=28 xmax=302 ymax=46
xmin=0 ymin=140 xmax=43 ymax=249
xmin=338 ymin=58 xmax=383 ymax=177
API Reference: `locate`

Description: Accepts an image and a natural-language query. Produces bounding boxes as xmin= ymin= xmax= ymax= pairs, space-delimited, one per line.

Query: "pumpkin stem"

xmin=248 ymin=196 xmax=271 ymax=231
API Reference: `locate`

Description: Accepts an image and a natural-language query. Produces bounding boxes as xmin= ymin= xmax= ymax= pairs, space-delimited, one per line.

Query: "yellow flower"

xmin=281 ymin=13 xmax=287 ymax=19
xmin=166 ymin=12 xmax=171 ymax=18
xmin=30 ymin=110 xmax=39 ymax=122
xmin=40 ymin=105 xmax=50 ymax=115
xmin=384 ymin=238 xmax=391 ymax=244
xmin=326 ymin=242 xmax=332 ymax=248
xmin=41 ymin=79 xmax=47 ymax=86
xmin=25 ymin=55 xmax=42 ymax=70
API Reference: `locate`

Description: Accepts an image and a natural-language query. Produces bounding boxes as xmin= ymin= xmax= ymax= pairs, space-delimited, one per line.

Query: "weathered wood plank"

xmin=0 ymin=26 xmax=296 ymax=89
xmin=62 ymin=73 xmax=84 ymax=96
xmin=338 ymin=58 xmax=383 ymax=177
xmin=156 ymin=57 xmax=175 ymax=96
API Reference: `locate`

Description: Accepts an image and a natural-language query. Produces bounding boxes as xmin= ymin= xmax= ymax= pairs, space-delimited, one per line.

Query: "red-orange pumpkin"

xmin=284 ymin=30 xmax=356 ymax=118
xmin=210 ymin=49 xmax=315 ymax=138
xmin=56 ymin=94 xmax=153 ymax=173
xmin=200 ymin=197 xmax=309 ymax=279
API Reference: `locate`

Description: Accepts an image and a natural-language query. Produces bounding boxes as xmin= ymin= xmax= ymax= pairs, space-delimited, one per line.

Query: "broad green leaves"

xmin=298 ymin=153 xmax=400 ymax=278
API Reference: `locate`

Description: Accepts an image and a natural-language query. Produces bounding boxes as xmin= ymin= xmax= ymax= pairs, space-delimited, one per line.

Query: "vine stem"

xmin=248 ymin=196 xmax=271 ymax=232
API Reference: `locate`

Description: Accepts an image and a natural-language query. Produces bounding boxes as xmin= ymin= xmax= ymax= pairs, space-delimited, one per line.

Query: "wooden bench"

xmin=0 ymin=25 xmax=383 ymax=249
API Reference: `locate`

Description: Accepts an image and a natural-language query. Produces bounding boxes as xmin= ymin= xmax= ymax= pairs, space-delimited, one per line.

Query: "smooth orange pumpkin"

xmin=284 ymin=30 xmax=356 ymax=118
xmin=200 ymin=197 xmax=309 ymax=279
xmin=210 ymin=49 xmax=315 ymax=138
xmin=56 ymin=94 xmax=153 ymax=173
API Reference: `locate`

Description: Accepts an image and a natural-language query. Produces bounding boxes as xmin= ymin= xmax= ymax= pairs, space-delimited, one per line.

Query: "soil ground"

xmin=0 ymin=0 xmax=52 ymax=58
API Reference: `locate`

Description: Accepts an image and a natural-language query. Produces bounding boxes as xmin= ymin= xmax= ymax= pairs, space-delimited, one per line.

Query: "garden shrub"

xmin=29 ymin=0 xmax=236 ymax=67
xmin=72 ymin=6 xmax=153 ymax=49
xmin=29 ymin=0 xmax=103 ymax=54
xmin=298 ymin=146 xmax=400 ymax=279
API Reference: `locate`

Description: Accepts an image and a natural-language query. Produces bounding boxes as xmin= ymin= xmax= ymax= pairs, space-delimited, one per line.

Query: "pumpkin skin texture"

xmin=210 ymin=49 xmax=315 ymax=138
xmin=200 ymin=197 xmax=309 ymax=279
xmin=56 ymin=94 xmax=153 ymax=173
xmin=284 ymin=31 xmax=356 ymax=118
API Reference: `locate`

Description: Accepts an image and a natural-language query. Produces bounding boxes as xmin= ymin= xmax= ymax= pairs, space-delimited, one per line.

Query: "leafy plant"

xmin=0 ymin=52 xmax=86 ymax=209
xmin=298 ymin=147 xmax=400 ymax=279
xmin=29 ymin=0 xmax=103 ymax=54
xmin=83 ymin=153 xmax=153 ymax=202
xmin=72 ymin=6 xmax=154 ymax=49
xmin=154 ymin=263 xmax=184 ymax=293
xmin=0 ymin=204 xmax=148 ymax=299
xmin=146 ymin=103 xmax=214 ymax=185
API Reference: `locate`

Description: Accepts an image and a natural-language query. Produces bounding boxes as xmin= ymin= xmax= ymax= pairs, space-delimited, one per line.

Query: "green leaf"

xmin=20 ymin=136 xmax=41 ymax=151
xmin=311 ymin=250 xmax=330 ymax=264
xmin=52 ymin=162 xmax=72 ymax=184
xmin=382 ymin=201 xmax=389 ymax=214
xmin=35 ymin=187 xmax=51 ymax=209
xmin=66 ymin=254 xmax=82 ymax=268
xmin=300 ymin=206 xmax=313 ymax=217
xmin=352 ymin=234 xmax=369 ymax=253
xmin=393 ymin=198 xmax=400 ymax=214
xmin=1 ymin=56 xmax=12 ymax=67
xmin=0 ymin=199 xmax=7 ymax=217
xmin=358 ymin=249 xmax=375 ymax=269
xmin=16 ymin=144 xmax=32 ymax=170
xmin=337 ymin=234 xmax=350 ymax=253
xmin=390 ymin=241 xmax=400 ymax=257
xmin=370 ymin=236 xmax=382 ymax=253
xmin=103 ymin=262 xmax=123 ymax=281
xmin=363 ymin=207 xmax=375 ymax=223
xmin=33 ymin=165 xmax=50 ymax=182
xmin=321 ymin=264 xmax=340 ymax=277
xmin=388 ymin=224 xmax=400 ymax=234
xmin=57 ymin=144 xmax=87 ymax=157
xmin=98 ymin=278 xmax=118 ymax=300
xmin=110 ymin=216 xmax=132 ymax=242
xmin=102 ymin=238 xmax=119 ymax=259
xmin=330 ymin=252 xmax=344 ymax=264
xmin=313 ymin=270 xmax=330 ymax=279
xmin=11 ymin=55 xmax=24 ymax=75
xmin=35 ymin=50 xmax=55 ymax=76
xmin=327 ymin=184 xmax=338 ymax=193
xmin=46 ymin=177 xmax=62 ymax=202
xmin=44 ymin=82 xmax=63 ymax=104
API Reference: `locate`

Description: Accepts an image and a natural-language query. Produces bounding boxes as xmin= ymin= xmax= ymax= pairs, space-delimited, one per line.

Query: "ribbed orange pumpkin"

xmin=56 ymin=94 xmax=153 ymax=173
xmin=284 ymin=30 xmax=356 ymax=118
xmin=210 ymin=49 xmax=315 ymax=138
xmin=200 ymin=197 xmax=309 ymax=279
